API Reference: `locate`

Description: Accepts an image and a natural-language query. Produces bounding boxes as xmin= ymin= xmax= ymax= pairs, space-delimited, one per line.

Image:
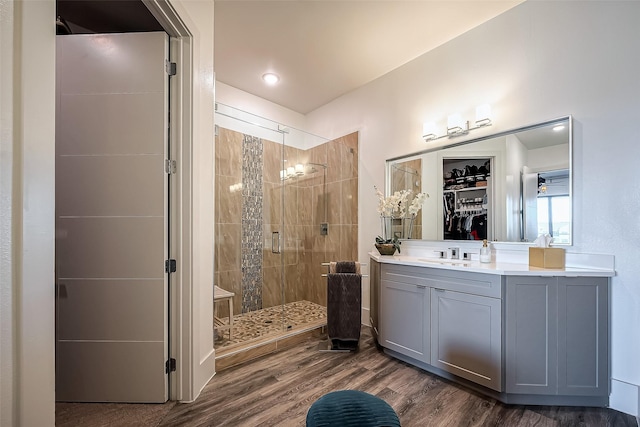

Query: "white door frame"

xmin=143 ymin=0 xmax=217 ymax=402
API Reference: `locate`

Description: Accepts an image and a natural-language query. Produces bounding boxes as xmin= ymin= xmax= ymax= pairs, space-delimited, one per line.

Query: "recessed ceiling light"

xmin=262 ymin=73 xmax=279 ymax=85
xmin=553 ymin=125 xmax=565 ymax=131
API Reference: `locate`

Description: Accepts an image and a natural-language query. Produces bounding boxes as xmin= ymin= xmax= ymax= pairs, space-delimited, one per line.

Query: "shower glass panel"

xmin=214 ymin=103 xmax=358 ymax=353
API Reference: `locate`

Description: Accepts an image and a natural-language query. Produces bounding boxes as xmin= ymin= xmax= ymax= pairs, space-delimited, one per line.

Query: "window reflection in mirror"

xmin=386 ymin=116 xmax=572 ymax=245
xmin=534 ymin=170 xmax=570 ymax=244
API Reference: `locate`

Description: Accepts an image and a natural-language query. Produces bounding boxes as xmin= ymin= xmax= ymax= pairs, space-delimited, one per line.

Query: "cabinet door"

xmin=557 ymin=277 xmax=609 ymax=396
xmin=379 ymin=279 xmax=430 ymax=363
xmin=431 ymin=288 xmax=502 ymax=391
xmin=505 ymin=276 xmax=557 ymax=395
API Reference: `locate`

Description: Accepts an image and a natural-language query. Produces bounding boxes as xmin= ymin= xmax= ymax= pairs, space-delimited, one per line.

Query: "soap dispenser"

xmin=480 ymin=239 xmax=492 ymax=263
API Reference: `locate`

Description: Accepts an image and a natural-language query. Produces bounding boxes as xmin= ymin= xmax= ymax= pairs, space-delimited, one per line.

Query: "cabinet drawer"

xmin=382 ymin=264 xmax=502 ymax=298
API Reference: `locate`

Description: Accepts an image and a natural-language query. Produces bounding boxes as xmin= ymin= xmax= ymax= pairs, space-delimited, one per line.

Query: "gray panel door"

xmin=431 ymin=288 xmax=502 ymax=391
xmin=557 ymin=277 xmax=609 ymax=396
xmin=55 ymin=32 xmax=169 ymax=403
xmin=379 ymin=279 xmax=430 ymax=363
xmin=505 ymin=276 xmax=558 ymax=395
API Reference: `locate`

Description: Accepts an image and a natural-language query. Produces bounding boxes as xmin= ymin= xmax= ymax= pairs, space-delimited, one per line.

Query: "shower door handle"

xmin=272 ymin=231 xmax=281 ymax=254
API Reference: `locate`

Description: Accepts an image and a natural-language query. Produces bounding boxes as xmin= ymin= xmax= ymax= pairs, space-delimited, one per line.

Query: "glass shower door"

xmin=213 ymin=104 xmax=286 ymax=349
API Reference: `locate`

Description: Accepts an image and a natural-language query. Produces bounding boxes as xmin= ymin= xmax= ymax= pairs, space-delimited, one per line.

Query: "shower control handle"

xmin=272 ymin=231 xmax=281 ymax=254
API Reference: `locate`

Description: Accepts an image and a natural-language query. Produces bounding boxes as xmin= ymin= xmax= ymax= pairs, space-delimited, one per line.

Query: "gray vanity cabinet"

xmin=431 ymin=288 xmax=502 ymax=391
xmin=505 ymin=276 xmax=609 ymax=397
xmin=373 ymin=258 xmax=611 ymax=406
xmin=379 ymin=265 xmax=430 ymax=363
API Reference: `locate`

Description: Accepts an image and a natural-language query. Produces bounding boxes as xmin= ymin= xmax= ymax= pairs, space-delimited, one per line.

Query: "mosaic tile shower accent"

xmin=241 ymin=134 xmax=264 ymax=313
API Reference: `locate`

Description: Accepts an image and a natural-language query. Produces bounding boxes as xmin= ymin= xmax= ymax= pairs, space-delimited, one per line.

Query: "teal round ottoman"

xmin=306 ymin=390 xmax=401 ymax=427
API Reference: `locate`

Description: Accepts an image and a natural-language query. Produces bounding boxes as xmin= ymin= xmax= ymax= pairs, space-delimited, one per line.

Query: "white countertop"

xmin=369 ymin=252 xmax=616 ymax=277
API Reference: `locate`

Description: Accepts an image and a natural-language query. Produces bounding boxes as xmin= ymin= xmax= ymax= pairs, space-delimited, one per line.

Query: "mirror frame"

xmin=386 ymin=115 xmax=573 ymax=245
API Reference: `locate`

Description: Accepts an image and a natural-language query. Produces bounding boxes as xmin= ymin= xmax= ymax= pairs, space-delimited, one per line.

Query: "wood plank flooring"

xmin=56 ymin=328 xmax=638 ymax=427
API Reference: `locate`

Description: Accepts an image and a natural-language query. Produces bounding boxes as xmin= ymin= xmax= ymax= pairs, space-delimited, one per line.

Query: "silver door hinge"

xmin=165 ymin=159 xmax=177 ymax=174
xmin=215 ymin=124 xmax=219 ymax=137
xmin=166 ymin=61 xmax=177 ymax=76
xmin=165 ymin=259 xmax=177 ymax=273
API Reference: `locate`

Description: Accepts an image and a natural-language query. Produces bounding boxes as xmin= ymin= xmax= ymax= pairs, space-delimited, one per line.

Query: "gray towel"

xmin=327 ymin=271 xmax=362 ymax=351
xmin=329 ymin=261 xmax=361 ymax=274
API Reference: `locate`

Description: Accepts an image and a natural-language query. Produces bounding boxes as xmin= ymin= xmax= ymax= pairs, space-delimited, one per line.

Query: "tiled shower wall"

xmin=215 ymin=128 xmax=358 ymax=316
xmin=391 ymin=158 xmax=423 ymax=239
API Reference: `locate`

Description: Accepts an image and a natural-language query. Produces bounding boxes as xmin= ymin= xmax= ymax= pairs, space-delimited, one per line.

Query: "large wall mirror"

xmin=386 ymin=116 xmax=572 ymax=245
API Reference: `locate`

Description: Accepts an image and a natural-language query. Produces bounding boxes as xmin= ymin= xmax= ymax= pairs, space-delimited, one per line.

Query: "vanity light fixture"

xmin=422 ymin=122 xmax=438 ymax=140
xmin=447 ymin=113 xmax=465 ymax=135
xmin=423 ymin=104 xmax=493 ymax=142
xmin=262 ymin=72 xmax=280 ymax=85
xmin=295 ymin=163 xmax=305 ymax=175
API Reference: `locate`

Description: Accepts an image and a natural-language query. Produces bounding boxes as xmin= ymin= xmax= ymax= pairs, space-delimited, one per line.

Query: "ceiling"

xmin=57 ymin=0 xmax=523 ymax=114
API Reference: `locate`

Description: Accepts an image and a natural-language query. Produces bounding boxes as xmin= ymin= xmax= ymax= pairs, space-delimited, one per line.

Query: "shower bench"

xmin=214 ymin=285 xmax=235 ymax=339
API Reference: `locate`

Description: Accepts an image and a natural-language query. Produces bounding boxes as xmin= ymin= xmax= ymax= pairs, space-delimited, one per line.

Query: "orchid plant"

xmin=374 ymin=186 xmax=429 ymax=251
xmin=374 ymin=185 xmax=429 ymax=219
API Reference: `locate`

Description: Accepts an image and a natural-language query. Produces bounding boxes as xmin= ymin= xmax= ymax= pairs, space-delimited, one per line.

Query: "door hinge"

xmin=165 ymin=259 xmax=177 ymax=273
xmin=166 ymin=61 xmax=177 ymax=76
xmin=165 ymin=159 xmax=177 ymax=174
xmin=165 ymin=358 xmax=176 ymax=373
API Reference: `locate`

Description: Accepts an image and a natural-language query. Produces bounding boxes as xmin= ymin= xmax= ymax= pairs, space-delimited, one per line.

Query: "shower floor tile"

xmin=214 ymin=300 xmax=327 ymax=350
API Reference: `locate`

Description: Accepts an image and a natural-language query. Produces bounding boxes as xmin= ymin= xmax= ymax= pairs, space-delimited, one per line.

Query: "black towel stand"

xmin=319 ymin=262 xmax=367 ymax=353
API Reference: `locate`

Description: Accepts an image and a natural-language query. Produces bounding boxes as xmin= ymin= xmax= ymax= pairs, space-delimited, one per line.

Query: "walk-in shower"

xmin=213 ymin=103 xmax=358 ymax=364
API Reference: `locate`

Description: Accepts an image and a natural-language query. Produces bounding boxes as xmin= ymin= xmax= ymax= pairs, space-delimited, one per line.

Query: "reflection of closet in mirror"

xmin=390 ymin=158 xmax=423 ymax=239
xmin=443 ymin=158 xmax=492 ymax=240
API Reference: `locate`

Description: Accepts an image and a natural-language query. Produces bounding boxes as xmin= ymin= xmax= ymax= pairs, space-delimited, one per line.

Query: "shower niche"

xmin=213 ymin=103 xmax=358 ymax=364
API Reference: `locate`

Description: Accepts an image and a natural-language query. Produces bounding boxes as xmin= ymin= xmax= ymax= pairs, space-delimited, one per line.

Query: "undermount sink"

xmin=418 ymin=258 xmax=471 ymax=267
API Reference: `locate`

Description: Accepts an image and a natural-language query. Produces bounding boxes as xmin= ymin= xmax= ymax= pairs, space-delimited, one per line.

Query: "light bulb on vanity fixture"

xmin=447 ymin=113 xmax=465 ymax=135
xmin=475 ymin=104 xmax=492 ymax=126
xmin=423 ymin=104 xmax=493 ymax=142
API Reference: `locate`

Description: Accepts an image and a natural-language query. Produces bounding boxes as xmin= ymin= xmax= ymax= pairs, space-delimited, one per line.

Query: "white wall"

xmin=216 ymin=81 xmax=306 ymax=131
xmin=0 ymin=2 xmax=15 ymax=424
xmin=1 ymin=0 xmax=56 ymax=425
xmin=305 ymin=1 xmax=640 ymax=415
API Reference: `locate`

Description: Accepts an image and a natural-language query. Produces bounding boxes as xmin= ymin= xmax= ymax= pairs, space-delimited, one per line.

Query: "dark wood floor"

xmin=57 ymin=328 xmax=638 ymax=427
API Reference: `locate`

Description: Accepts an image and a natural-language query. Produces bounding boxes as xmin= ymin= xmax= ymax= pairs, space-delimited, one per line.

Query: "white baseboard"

xmin=361 ymin=307 xmax=370 ymax=327
xmin=610 ymin=378 xmax=639 ymax=417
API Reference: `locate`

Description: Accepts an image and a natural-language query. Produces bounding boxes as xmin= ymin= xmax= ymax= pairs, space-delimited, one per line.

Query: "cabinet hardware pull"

xmin=434 ymin=288 xmax=445 ymax=292
xmin=416 ymin=285 xmax=427 ymax=289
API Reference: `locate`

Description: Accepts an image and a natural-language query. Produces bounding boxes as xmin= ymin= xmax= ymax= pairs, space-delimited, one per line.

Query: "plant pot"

xmin=375 ymin=243 xmax=397 ymax=256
